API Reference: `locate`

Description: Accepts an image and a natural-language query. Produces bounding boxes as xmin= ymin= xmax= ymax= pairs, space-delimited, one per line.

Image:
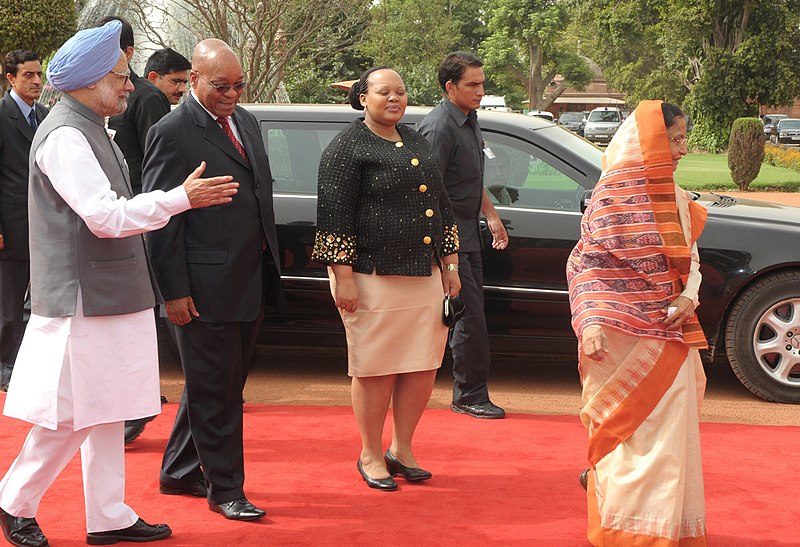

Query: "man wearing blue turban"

xmin=0 ymin=20 xmax=240 ymax=547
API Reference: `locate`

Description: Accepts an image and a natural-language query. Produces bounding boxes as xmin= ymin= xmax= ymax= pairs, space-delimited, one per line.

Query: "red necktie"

xmin=216 ymin=116 xmax=249 ymax=162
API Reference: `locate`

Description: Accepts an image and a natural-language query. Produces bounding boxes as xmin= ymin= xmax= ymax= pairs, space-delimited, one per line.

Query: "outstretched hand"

xmin=182 ymin=161 xmax=239 ymax=208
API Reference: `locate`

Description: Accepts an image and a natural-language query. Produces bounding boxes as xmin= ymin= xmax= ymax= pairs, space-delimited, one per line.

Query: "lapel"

xmin=187 ymin=95 xmax=251 ymax=170
xmin=3 ymin=92 xmax=34 ymax=143
xmin=232 ymin=108 xmax=260 ymax=179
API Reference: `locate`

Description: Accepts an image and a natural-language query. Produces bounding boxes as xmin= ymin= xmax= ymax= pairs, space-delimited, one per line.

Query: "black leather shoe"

xmin=159 ymin=478 xmax=207 ymax=497
xmin=209 ymin=498 xmax=266 ymax=521
xmin=579 ymin=469 xmax=590 ymax=491
xmin=0 ymin=508 xmax=48 ymax=547
xmin=86 ymin=518 xmax=171 ymax=545
xmin=384 ymin=449 xmax=432 ymax=481
xmin=450 ymin=400 xmax=506 ymax=419
xmin=357 ymin=460 xmax=398 ymax=491
xmin=124 ymin=416 xmax=156 ymax=444
xmin=0 ymin=383 xmax=8 ymax=393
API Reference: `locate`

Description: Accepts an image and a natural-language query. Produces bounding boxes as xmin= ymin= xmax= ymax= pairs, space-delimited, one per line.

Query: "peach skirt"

xmin=328 ymin=266 xmax=448 ymax=377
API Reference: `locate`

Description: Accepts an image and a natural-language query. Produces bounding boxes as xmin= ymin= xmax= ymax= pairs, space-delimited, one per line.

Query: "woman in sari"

xmin=567 ymin=100 xmax=708 ymax=546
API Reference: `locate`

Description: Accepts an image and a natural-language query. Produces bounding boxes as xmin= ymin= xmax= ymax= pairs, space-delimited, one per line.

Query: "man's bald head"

xmin=190 ymin=39 xmax=245 ymax=118
xmin=191 ymin=39 xmax=240 ymax=73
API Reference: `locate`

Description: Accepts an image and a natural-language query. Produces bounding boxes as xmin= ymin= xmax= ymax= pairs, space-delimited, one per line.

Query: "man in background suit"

xmin=106 ymin=40 xmax=192 ymax=445
xmin=144 ymin=48 xmax=190 ymax=106
xmin=142 ymin=39 xmax=280 ymax=522
xmin=0 ymin=50 xmax=48 ymax=392
xmin=104 ymin=15 xmax=166 ymax=196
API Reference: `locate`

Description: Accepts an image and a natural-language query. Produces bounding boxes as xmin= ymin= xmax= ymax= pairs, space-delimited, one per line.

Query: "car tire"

xmin=724 ymin=271 xmax=800 ymax=404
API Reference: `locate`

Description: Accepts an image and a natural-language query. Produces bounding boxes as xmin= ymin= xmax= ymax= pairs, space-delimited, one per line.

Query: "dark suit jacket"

xmin=108 ymin=71 xmax=171 ymax=194
xmin=141 ymin=94 xmax=280 ymax=323
xmin=0 ymin=92 xmax=48 ymax=260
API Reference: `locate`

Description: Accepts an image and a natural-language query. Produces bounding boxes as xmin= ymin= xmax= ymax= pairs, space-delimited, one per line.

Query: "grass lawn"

xmin=675 ymin=153 xmax=800 ymax=191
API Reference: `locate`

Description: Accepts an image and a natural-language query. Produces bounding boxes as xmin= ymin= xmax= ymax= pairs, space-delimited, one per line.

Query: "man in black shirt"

xmin=419 ymin=51 xmax=508 ymax=419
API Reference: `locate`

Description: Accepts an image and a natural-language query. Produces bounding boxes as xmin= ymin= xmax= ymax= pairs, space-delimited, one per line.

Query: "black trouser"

xmin=0 ymin=259 xmax=28 ymax=386
xmin=449 ymin=250 xmax=491 ymax=404
xmin=160 ymin=307 xmax=263 ymax=505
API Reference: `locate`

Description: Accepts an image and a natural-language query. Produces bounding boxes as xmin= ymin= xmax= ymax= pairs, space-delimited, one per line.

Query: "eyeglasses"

xmin=670 ymin=136 xmax=688 ymax=146
xmin=108 ymin=70 xmax=131 ymax=85
xmin=201 ymin=75 xmax=246 ymax=94
xmin=163 ymin=76 xmax=188 ymax=88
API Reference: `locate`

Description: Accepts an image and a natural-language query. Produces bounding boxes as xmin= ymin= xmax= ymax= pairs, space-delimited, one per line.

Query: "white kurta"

xmin=3 ymin=126 xmax=191 ymax=431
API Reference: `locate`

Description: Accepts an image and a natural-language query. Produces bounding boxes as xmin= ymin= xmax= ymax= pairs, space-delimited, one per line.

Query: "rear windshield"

xmin=559 ymin=112 xmax=583 ymax=122
xmin=588 ymin=110 xmax=620 ymax=123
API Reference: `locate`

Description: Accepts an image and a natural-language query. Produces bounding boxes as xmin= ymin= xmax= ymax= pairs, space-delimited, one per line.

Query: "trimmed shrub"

xmin=728 ymin=117 xmax=765 ymax=190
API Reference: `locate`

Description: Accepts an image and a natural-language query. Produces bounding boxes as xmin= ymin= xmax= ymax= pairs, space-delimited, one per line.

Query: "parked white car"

xmin=584 ymin=107 xmax=623 ymax=144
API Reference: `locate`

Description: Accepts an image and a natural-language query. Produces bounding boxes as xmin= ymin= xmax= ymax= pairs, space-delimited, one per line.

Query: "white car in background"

xmin=584 ymin=107 xmax=623 ymax=144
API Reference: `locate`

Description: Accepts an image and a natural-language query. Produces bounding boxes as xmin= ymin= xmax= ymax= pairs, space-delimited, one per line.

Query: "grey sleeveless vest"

xmin=28 ymin=94 xmax=158 ymax=317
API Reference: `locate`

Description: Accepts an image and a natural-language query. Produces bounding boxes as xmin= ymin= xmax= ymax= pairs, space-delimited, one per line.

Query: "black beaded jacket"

xmin=312 ymin=119 xmax=459 ymax=276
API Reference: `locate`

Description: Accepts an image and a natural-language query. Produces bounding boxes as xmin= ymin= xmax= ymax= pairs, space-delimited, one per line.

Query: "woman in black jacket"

xmin=312 ymin=67 xmax=460 ymax=491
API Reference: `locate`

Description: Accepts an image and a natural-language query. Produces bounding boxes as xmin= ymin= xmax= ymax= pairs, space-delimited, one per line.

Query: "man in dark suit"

xmin=0 ymin=50 xmax=48 ymax=392
xmin=142 ymin=39 xmax=280 ymax=522
xmin=103 ymin=15 xmax=168 ymax=196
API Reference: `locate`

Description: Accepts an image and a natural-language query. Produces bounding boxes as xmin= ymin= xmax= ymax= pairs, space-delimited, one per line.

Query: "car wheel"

xmin=724 ymin=271 xmax=800 ymax=403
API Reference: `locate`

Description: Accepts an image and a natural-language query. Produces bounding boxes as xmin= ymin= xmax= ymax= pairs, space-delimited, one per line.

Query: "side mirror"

xmin=580 ymin=190 xmax=593 ymax=214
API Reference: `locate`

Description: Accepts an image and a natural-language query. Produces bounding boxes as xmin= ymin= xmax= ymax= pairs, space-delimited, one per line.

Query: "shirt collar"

xmin=190 ymin=90 xmax=231 ymax=123
xmin=441 ymin=98 xmax=477 ymax=128
xmin=9 ymin=89 xmax=34 ymax=120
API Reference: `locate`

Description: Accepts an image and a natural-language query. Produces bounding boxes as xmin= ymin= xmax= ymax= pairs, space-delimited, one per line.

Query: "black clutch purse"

xmin=442 ymin=294 xmax=465 ymax=327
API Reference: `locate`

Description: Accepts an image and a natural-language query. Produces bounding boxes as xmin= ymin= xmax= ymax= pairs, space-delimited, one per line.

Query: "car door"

xmin=259 ymin=120 xmax=349 ymax=340
xmin=479 ymin=131 xmax=590 ymax=352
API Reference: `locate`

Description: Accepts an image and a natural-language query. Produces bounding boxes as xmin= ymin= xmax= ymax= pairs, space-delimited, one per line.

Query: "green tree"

xmin=117 ymin=0 xmax=369 ymax=102
xmin=359 ymin=0 xmax=488 ymax=106
xmin=577 ymin=0 xmax=800 ymax=152
xmin=0 ymin=0 xmax=76 ymax=65
xmin=283 ymin=9 xmax=371 ymax=104
xmin=479 ymin=0 xmax=592 ymax=111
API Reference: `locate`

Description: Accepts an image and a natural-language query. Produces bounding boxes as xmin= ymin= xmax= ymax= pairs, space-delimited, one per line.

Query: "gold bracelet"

xmin=445 ymin=263 xmax=459 ymax=272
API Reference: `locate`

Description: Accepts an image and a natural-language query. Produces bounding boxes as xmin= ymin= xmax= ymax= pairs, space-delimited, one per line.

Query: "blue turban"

xmin=47 ymin=20 xmax=123 ymax=92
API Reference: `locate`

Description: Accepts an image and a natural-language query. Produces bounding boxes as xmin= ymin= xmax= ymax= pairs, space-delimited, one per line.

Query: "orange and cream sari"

xmin=566 ymin=101 xmax=709 ymax=546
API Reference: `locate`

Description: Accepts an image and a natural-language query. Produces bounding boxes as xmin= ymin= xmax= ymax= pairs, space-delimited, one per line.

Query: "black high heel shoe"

xmin=579 ymin=469 xmax=590 ymax=490
xmin=384 ymin=449 xmax=432 ymax=481
xmin=357 ymin=459 xmax=398 ymax=491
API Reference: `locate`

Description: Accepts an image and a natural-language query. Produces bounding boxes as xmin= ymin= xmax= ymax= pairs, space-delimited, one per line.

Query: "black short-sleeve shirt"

xmin=418 ymin=99 xmax=484 ymax=252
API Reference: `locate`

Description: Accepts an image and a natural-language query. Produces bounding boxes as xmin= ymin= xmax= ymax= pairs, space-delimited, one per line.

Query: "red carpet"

xmin=0 ymin=400 xmax=798 ymax=546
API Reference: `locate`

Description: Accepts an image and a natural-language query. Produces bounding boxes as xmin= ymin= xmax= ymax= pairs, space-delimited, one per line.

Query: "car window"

xmin=778 ymin=120 xmax=800 ymax=130
xmin=559 ymin=112 xmax=582 ymax=123
xmin=261 ymin=122 xmax=343 ymax=194
xmin=483 ymin=133 xmax=584 ymax=212
xmin=588 ymin=110 xmax=620 ymax=123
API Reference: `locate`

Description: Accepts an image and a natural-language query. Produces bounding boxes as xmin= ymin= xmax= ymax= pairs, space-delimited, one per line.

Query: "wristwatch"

xmin=445 ymin=263 xmax=459 ymax=272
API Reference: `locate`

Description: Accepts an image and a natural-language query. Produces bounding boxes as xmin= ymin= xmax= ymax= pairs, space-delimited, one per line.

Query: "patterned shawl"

xmin=567 ymin=100 xmax=708 ymax=349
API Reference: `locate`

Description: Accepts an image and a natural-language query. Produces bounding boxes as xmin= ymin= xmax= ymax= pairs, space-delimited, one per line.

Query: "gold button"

xmin=395 ymin=141 xmax=404 ymax=148
xmin=411 ymin=158 xmax=419 ymax=166
xmin=423 ymin=236 xmax=432 ymax=245
xmin=425 ymin=209 xmax=434 ymax=217
xmin=419 ymin=184 xmax=427 ymax=193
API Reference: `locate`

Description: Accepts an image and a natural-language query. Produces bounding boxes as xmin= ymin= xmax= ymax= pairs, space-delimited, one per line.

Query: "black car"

xmin=247 ymin=104 xmax=800 ymax=404
xmin=770 ymin=118 xmax=800 ymax=146
xmin=763 ymin=114 xmax=788 ymax=140
xmin=557 ymin=111 xmax=586 ymax=136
